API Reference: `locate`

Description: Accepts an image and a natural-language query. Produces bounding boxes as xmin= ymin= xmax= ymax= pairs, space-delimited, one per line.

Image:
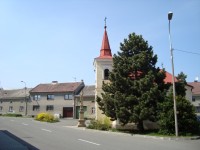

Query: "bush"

xmin=2 ymin=113 xmax=22 ymax=117
xmin=35 ymin=113 xmax=59 ymax=123
xmin=158 ymin=95 xmax=200 ymax=135
xmin=87 ymin=117 xmax=111 ymax=131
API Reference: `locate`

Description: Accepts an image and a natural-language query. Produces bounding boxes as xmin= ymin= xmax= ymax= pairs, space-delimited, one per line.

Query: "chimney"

xmin=52 ymin=81 xmax=58 ymax=84
xmin=194 ymin=77 xmax=199 ymax=82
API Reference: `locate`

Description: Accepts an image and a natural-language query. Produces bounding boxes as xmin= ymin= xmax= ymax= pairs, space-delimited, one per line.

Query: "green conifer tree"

xmin=97 ymin=33 xmax=167 ymax=131
xmin=158 ymin=72 xmax=200 ymax=135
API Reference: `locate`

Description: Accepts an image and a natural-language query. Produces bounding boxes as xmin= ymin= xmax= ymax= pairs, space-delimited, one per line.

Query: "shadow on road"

xmin=0 ymin=130 xmax=39 ymax=150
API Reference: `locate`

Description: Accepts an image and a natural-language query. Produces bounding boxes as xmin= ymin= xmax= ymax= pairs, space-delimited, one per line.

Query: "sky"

xmin=0 ymin=0 xmax=200 ymax=89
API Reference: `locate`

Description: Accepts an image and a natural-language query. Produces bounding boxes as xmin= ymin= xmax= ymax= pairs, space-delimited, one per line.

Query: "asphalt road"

xmin=0 ymin=117 xmax=199 ymax=150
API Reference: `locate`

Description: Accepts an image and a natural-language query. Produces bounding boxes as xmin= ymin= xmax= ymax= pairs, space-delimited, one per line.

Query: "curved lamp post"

xmin=21 ymin=81 xmax=27 ymax=116
xmin=168 ymin=12 xmax=178 ymax=137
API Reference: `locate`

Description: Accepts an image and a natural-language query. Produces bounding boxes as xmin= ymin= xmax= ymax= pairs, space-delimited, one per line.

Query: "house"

xmin=0 ymin=82 xmax=96 ymax=119
xmin=0 ymin=88 xmax=32 ymax=115
xmin=29 ymin=81 xmax=84 ymax=118
xmin=188 ymin=81 xmax=200 ymax=117
xmin=164 ymin=71 xmax=193 ymax=101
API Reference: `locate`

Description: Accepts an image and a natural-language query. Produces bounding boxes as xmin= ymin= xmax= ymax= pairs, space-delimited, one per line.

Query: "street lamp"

xmin=21 ymin=81 xmax=27 ymax=116
xmin=168 ymin=11 xmax=178 ymax=137
xmin=77 ymin=80 xmax=86 ymax=127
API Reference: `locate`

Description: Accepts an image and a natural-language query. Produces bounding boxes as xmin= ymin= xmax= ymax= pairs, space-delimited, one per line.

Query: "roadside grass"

xmin=86 ymin=120 xmax=200 ymax=138
xmin=1 ymin=113 xmax=22 ymax=117
xmin=87 ymin=118 xmax=111 ymax=131
xmin=110 ymin=129 xmax=200 ymax=138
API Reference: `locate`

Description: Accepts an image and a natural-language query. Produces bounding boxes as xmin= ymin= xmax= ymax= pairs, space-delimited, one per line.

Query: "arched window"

xmin=104 ymin=69 xmax=109 ymax=80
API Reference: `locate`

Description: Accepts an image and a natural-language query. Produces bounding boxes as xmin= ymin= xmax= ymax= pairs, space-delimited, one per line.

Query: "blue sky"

xmin=0 ymin=0 xmax=199 ymax=89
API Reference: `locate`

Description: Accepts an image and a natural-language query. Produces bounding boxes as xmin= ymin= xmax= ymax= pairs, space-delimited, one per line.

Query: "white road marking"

xmin=78 ymin=139 xmax=100 ymax=146
xmin=41 ymin=129 xmax=52 ymax=132
xmin=10 ymin=120 xmax=14 ymax=121
xmin=22 ymin=123 xmax=28 ymax=126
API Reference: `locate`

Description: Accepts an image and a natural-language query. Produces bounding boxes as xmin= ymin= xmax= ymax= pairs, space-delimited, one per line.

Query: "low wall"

xmin=112 ymin=120 xmax=159 ymax=130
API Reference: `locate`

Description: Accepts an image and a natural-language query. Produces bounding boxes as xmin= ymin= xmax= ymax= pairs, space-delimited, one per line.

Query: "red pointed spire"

xmin=98 ymin=21 xmax=112 ymax=59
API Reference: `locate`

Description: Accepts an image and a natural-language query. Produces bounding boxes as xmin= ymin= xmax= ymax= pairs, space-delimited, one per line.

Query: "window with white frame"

xmin=19 ymin=106 xmax=24 ymax=112
xmin=64 ymin=93 xmax=73 ymax=100
xmin=9 ymin=106 xmax=13 ymax=112
xmin=33 ymin=105 xmax=40 ymax=111
xmin=47 ymin=94 xmax=54 ymax=100
xmin=46 ymin=105 xmax=54 ymax=111
xmin=33 ymin=95 xmax=41 ymax=100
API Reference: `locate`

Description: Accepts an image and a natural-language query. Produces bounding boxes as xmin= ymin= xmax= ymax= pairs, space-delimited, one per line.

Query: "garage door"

xmin=63 ymin=107 xmax=73 ymax=118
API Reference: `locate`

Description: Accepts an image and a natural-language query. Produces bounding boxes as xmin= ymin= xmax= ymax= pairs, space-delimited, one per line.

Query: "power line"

xmin=174 ymin=49 xmax=200 ymax=56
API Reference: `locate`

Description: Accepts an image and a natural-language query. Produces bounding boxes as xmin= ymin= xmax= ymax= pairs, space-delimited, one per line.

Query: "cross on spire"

xmin=104 ymin=17 xmax=107 ymax=29
xmin=98 ymin=17 xmax=112 ymax=58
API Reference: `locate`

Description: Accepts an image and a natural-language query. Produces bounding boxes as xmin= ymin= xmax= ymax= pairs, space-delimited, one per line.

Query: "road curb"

xmin=131 ymin=134 xmax=200 ymax=140
xmin=64 ymin=126 xmax=200 ymax=140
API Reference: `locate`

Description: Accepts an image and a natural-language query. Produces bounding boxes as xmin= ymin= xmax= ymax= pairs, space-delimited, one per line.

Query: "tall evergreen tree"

xmin=176 ymin=72 xmax=187 ymax=97
xmin=159 ymin=72 xmax=200 ymax=135
xmin=97 ymin=33 xmax=167 ymax=131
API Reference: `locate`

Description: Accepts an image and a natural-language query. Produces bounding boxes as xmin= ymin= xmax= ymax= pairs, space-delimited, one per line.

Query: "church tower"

xmin=94 ymin=19 xmax=113 ymax=120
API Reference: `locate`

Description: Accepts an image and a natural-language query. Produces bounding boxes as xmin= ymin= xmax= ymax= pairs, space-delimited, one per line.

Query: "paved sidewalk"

xmin=58 ymin=118 xmax=91 ymax=126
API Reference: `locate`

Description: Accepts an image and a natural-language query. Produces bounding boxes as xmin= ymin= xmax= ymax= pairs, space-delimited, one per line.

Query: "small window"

xmin=9 ymin=106 xmax=13 ymax=112
xmin=0 ymin=106 xmax=3 ymax=112
xmin=46 ymin=105 xmax=54 ymax=111
xmin=64 ymin=94 xmax=73 ymax=100
xmin=196 ymin=106 xmax=200 ymax=113
xmin=33 ymin=95 xmax=41 ymax=100
xmin=91 ymin=107 xmax=95 ymax=114
xmin=192 ymin=97 xmax=195 ymax=102
xmin=104 ymin=69 xmax=109 ymax=80
xmin=33 ymin=105 xmax=40 ymax=111
xmin=47 ymin=94 xmax=54 ymax=100
xmin=19 ymin=106 xmax=24 ymax=112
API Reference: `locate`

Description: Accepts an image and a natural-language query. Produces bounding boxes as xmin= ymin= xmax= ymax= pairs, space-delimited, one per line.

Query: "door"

xmin=76 ymin=106 xmax=87 ymax=119
xmin=63 ymin=107 xmax=73 ymax=118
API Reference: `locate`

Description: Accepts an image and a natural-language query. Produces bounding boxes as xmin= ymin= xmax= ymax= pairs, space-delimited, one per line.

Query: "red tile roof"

xmin=0 ymin=88 xmax=32 ymax=99
xmin=188 ymin=82 xmax=200 ymax=95
xmin=30 ymin=82 xmax=82 ymax=93
xmin=164 ymin=71 xmax=178 ymax=83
